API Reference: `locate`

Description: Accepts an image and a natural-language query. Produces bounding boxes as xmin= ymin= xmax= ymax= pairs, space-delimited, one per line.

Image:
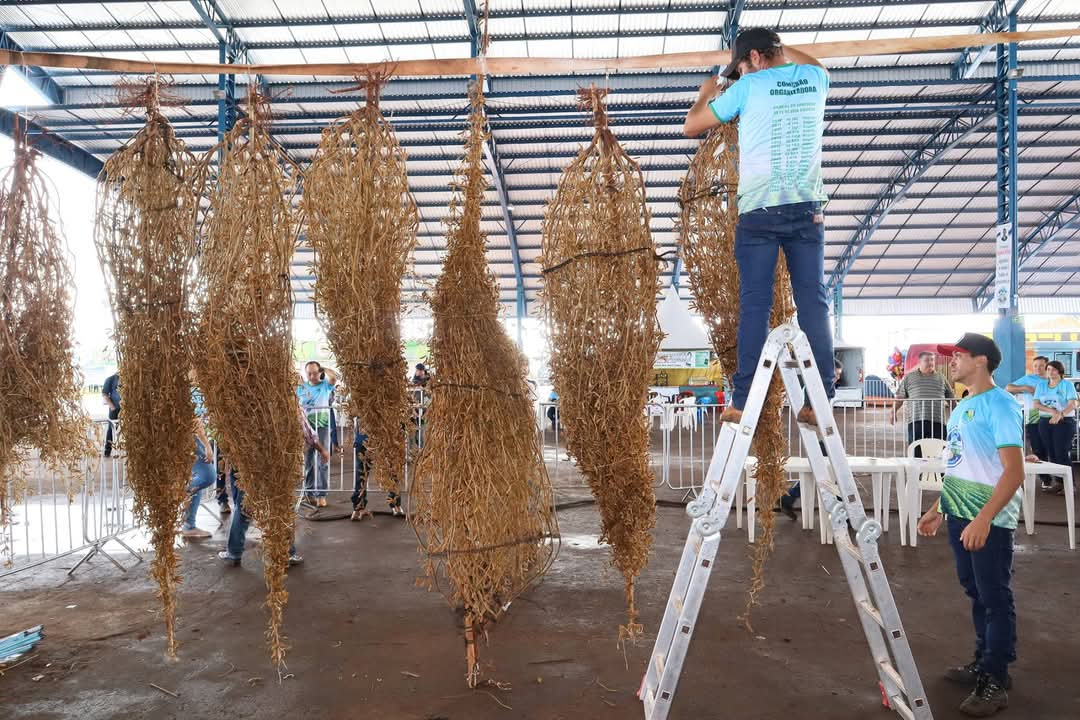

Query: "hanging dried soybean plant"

xmin=411 ymin=80 xmax=559 ymax=688
xmin=95 ymin=81 xmax=199 ymax=655
xmin=194 ymin=88 xmax=302 ymax=668
xmin=303 ymin=74 xmax=417 ymax=501
xmin=1 ymin=124 xmax=92 ymax=564
xmin=677 ymin=122 xmax=740 ymax=377
xmin=541 ymin=87 xmax=662 ymax=642
xmin=676 ymin=121 xmax=794 ymax=630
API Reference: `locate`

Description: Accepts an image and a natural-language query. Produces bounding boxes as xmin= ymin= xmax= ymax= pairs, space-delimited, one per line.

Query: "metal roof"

xmin=2 ymin=0 xmax=1080 ymax=313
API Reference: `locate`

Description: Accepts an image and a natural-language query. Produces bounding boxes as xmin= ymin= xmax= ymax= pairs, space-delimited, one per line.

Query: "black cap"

xmin=720 ymin=27 xmax=783 ymax=80
xmin=946 ymin=333 xmax=1002 ymax=373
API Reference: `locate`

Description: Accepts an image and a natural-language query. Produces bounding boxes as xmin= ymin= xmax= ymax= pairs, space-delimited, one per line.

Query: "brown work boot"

xmin=720 ymin=406 xmax=743 ymax=424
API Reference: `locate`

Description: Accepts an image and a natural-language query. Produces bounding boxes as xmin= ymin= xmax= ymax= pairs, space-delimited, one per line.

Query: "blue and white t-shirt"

xmin=708 ymin=63 xmax=830 ymax=215
xmin=940 ymin=387 xmax=1024 ymax=530
xmin=1033 ymin=377 xmax=1078 ymax=418
xmin=1010 ymin=372 xmax=1044 ymax=424
xmin=297 ymin=380 xmax=333 ymax=428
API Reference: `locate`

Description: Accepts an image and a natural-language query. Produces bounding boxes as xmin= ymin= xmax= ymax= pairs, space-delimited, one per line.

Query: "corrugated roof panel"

xmin=7 ymin=31 xmax=60 ymax=49
xmin=342 ymin=45 xmax=393 ymax=63
xmin=488 ymin=16 xmax=526 ymax=36
xmin=570 ymin=14 xmax=624 ymax=35
xmin=0 ymin=7 xmax=34 ymax=26
xmin=368 ymin=0 xmax=425 ymax=16
xmin=574 ymin=37 xmax=621 ymax=58
xmin=433 ymin=41 xmax=472 ymax=58
xmin=896 ymin=52 xmax=959 ymax=66
xmin=920 ymin=3 xmax=981 ymax=23
xmin=217 ymin=0 xmax=278 ymax=21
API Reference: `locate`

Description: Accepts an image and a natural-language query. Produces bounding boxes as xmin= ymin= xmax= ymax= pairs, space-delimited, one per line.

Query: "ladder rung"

xmin=858 ymin=599 xmax=884 ymax=629
xmin=835 ymin=533 xmax=864 ymax=565
xmin=885 ymin=693 xmax=916 ymax=720
xmin=653 ymin=652 xmax=665 ymax=678
xmin=879 ymin=660 xmax=908 ymax=697
xmin=818 ymin=481 xmax=841 ymax=497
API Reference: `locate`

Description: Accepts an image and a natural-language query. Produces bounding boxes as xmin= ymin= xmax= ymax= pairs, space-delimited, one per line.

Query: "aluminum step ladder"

xmin=639 ymin=323 xmax=932 ymax=720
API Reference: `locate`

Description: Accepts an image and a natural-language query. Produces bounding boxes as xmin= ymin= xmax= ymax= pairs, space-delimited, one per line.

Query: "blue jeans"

xmin=226 ymin=475 xmax=296 ymax=558
xmin=303 ymin=424 xmax=330 ymax=498
xmin=1037 ymin=416 xmax=1076 ymax=468
xmin=947 ymin=515 xmax=1017 ymax=684
xmin=184 ymin=440 xmax=217 ymax=530
xmin=732 ymin=201 xmax=835 ymax=410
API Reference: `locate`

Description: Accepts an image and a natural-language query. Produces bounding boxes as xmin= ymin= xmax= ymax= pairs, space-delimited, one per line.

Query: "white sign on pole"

xmin=994 ymin=223 xmax=1012 ymax=310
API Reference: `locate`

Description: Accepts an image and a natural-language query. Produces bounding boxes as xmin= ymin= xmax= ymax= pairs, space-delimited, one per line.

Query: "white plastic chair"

xmin=676 ymin=396 xmax=698 ymax=432
xmin=902 ymin=438 xmax=946 ymax=547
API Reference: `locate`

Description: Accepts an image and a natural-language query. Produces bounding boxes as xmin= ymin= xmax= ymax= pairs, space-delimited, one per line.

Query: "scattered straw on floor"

xmin=95 ymin=80 xmax=199 ymax=655
xmin=677 ymin=120 xmax=794 ymax=630
xmin=411 ymin=79 xmax=559 ymax=688
xmin=303 ymin=74 xmax=417 ymax=499
xmin=0 ymin=122 xmax=92 ymax=565
xmin=541 ymin=87 xmax=661 ymax=642
xmin=194 ymin=88 xmax=302 ymax=668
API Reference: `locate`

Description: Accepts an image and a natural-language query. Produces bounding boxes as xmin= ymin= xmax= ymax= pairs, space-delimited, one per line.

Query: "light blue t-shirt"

xmin=940 ymin=387 xmax=1024 ymax=530
xmin=1033 ymin=377 xmax=1078 ymax=418
xmin=297 ymin=380 xmax=333 ymax=428
xmin=708 ymin=63 xmax=830 ymax=215
xmin=1010 ymin=372 xmax=1044 ymax=424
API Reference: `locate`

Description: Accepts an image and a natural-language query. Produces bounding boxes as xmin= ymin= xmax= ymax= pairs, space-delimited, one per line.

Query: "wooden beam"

xmin=0 ymin=28 xmax=1076 ymax=78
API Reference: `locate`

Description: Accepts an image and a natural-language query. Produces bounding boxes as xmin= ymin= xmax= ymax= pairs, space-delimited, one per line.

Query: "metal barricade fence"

xmin=537 ymin=398 xmax=1077 ymax=493
xmin=290 ymin=401 xmax=428 ymax=508
xmin=1 ymin=420 xmax=142 ymax=580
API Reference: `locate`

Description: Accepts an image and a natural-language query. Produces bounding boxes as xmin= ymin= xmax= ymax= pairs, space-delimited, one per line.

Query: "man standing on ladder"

xmin=683 ymin=28 xmax=834 ymax=424
xmin=918 ymin=334 xmax=1024 ymax=718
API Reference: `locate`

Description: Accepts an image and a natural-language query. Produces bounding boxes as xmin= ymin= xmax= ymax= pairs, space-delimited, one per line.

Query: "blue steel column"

xmin=216 ymin=41 xmax=227 ymax=161
xmin=462 ymin=0 xmax=526 ymax=347
xmin=832 ymin=284 xmax=843 ymax=340
xmin=992 ymin=12 xmax=1025 ymax=385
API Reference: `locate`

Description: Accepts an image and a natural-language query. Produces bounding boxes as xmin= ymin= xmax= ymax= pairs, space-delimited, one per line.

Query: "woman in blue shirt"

xmin=1033 ymin=360 xmax=1078 ymax=493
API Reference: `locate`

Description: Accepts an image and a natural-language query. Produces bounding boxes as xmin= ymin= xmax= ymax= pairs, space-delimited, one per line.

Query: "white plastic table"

xmin=900 ymin=458 xmax=1074 ymax=550
xmin=737 ymin=456 xmax=907 ymax=544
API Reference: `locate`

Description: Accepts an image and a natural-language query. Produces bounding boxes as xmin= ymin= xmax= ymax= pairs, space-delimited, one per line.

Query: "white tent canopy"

xmin=657 ymin=286 xmax=710 ymax=351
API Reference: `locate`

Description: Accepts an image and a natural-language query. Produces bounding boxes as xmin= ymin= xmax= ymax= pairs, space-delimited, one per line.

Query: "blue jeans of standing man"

xmin=947 ymin=515 xmax=1017 ymax=684
xmin=731 ymin=201 xmax=835 ymax=410
xmin=226 ymin=474 xmax=296 ymax=558
xmin=303 ymin=424 xmax=331 ymax=498
xmin=184 ymin=440 xmax=217 ymax=530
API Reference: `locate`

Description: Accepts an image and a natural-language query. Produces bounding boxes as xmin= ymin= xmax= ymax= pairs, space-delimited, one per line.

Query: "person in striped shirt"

xmin=891 ymin=351 xmax=954 ymax=454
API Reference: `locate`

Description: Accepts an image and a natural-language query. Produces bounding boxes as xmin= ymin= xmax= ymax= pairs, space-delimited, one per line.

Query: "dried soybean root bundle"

xmin=742 ymin=270 xmax=794 ymax=630
xmin=303 ymin=74 xmax=417 ymax=498
xmin=411 ymin=80 xmax=558 ymax=688
xmin=0 ymin=124 xmax=92 ymax=563
xmin=194 ymin=88 xmax=302 ymax=668
xmin=540 ymin=87 xmax=661 ymax=642
xmin=95 ymin=80 xmax=199 ymax=655
xmin=676 ymin=120 xmax=794 ymax=629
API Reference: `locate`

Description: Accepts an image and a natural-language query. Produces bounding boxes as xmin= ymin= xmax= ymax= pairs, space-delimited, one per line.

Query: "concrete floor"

xmin=2 ymin=482 xmax=1078 ymax=719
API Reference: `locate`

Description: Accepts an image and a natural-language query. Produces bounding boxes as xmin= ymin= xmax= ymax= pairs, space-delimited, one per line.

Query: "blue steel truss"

xmin=0 ymin=31 xmax=63 ymax=104
xmin=973 ymin=189 xmax=1080 ymax=311
xmin=463 ymin=0 xmax=528 ymax=328
xmin=826 ymin=88 xmax=998 ymax=293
